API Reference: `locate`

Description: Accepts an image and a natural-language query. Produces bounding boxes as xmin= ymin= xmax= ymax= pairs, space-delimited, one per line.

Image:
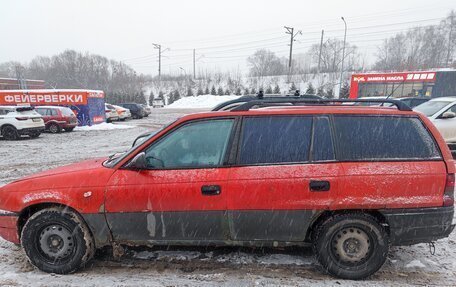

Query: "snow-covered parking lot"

xmin=1 ymin=108 xmax=456 ymax=286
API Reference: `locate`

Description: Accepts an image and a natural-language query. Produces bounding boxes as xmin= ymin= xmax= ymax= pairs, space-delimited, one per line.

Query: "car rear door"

xmin=225 ymin=115 xmax=342 ymax=242
xmin=105 ymin=118 xmax=236 ymax=244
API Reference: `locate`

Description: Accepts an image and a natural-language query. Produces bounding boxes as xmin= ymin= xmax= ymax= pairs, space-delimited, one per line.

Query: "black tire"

xmin=64 ymin=127 xmax=75 ymax=132
xmin=1 ymin=125 xmax=19 ymax=140
xmin=48 ymin=123 xmax=61 ymax=134
xmin=21 ymin=207 xmax=95 ymax=274
xmin=29 ymin=131 xmax=41 ymax=138
xmin=313 ymin=213 xmax=389 ymax=280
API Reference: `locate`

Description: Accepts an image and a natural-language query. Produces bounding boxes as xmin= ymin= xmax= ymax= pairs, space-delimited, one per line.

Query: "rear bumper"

xmin=18 ymin=127 xmax=45 ymax=135
xmin=381 ymin=206 xmax=455 ymax=246
xmin=0 ymin=213 xmax=19 ymax=244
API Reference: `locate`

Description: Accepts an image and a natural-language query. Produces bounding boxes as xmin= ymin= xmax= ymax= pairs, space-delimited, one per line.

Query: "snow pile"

xmin=165 ymin=95 xmax=241 ymax=109
xmin=75 ymin=122 xmax=134 ymax=131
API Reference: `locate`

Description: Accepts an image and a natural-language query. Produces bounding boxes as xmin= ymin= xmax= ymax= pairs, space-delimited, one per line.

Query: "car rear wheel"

xmin=21 ymin=207 xmax=95 ymax=274
xmin=2 ymin=125 xmax=19 ymax=140
xmin=313 ymin=213 xmax=389 ymax=280
xmin=48 ymin=123 xmax=61 ymax=134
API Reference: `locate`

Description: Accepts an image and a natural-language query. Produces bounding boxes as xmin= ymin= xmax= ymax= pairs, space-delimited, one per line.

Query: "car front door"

xmin=105 ymin=118 xmax=236 ymax=244
xmin=433 ymin=104 xmax=456 ymax=142
xmin=225 ymin=115 xmax=341 ymax=242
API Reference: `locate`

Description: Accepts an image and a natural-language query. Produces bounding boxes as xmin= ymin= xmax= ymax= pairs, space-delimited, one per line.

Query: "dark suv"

xmin=118 ymin=103 xmax=146 ymax=119
xmin=0 ymin=98 xmax=454 ymax=279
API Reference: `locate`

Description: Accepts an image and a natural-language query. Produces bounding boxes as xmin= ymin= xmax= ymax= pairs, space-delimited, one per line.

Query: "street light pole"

xmin=338 ymin=17 xmax=347 ymax=98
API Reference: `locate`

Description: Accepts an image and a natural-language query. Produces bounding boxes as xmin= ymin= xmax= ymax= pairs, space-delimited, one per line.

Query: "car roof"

xmin=34 ymin=105 xmax=70 ymax=110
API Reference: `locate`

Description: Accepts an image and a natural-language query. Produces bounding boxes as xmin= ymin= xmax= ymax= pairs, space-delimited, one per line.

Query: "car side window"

xmin=334 ymin=116 xmax=441 ymax=160
xmin=312 ymin=116 xmax=335 ymax=161
xmin=444 ymin=104 xmax=456 ymax=114
xmin=239 ymin=116 xmax=312 ymax=165
xmin=51 ymin=109 xmax=58 ymax=116
xmin=144 ymin=119 xmax=234 ymax=169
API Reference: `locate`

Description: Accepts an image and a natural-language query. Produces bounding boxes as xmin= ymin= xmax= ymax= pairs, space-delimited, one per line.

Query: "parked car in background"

xmin=355 ymin=96 xmax=430 ymax=108
xmin=152 ymin=98 xmax=164 ymax=108
xmin=414 ymin=97 xmax=456 ymax=142
xmin=396 ymin=97 xmax=430 ymax=108
xmin=118 ymin=103 xmax=146 ymax=119
xmin=0 ymin=106 xmax=44 ymax=140
xmin=141 ymin=104 xmax=151 ymax=117
xmin=35 ymin=106 xmax=78 ymax=133
xmin=105 ymin=103 xmax=119 ymax=122
xmin=0 ymin=98 xmax=453 ymax=280
xmin=112 ymin=104 xmax=131 ymax=121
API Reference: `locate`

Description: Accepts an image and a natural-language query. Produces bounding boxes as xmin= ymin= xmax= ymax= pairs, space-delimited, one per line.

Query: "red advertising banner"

xmin=0 ymin=90 xmax=104 ymax=106
xmin=351 ymin=72 xmax=436 ymax=83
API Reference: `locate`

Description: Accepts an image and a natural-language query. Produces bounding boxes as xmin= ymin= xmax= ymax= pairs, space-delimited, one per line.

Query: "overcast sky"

xmin=1 ymin=0 xmax=454 ymax=75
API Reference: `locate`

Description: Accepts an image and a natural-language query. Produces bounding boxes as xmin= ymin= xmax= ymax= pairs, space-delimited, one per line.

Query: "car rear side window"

xmin=334 ymin=116 xmax=441 ymax=161
xmin=312 ymin=116 xmax=335 ymax=161
xmin=239 ymin=116 xmax=312 ymax=165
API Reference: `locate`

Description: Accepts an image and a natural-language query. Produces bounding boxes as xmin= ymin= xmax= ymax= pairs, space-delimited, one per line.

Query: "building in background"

xmin=0 ymin=78 xmax=46 ymax=90
xmin=0 ymin=89 xmax=106 ymax=126
xmin=349 ymin=70 xmax=456 ymax=99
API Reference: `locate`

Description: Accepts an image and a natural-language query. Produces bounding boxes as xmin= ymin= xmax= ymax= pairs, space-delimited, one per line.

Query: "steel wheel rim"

xmin=37 ymin=223 xmax=76 ymax=263
xmin=330 ymin=226 xmax=372 ymax=266
xmin=49 ymin=125 xmax=58 ymax=133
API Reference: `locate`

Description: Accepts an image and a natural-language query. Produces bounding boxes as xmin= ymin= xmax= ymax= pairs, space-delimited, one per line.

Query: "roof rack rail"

xmin=230 ymin=98 xmax=412 ymax=112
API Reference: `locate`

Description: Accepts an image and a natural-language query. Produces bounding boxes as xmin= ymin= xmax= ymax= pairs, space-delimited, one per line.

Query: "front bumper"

xmin=382 ymin=206 xmax=455 ymax=246
xmin=0 ymin=212 xmax=19 ymax=244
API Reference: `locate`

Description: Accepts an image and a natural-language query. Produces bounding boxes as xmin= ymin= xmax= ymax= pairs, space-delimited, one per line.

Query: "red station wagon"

xmin=35 ymin=106 xmax=78 ymax=133
xmin=0 ymin=99 xmax=454 ymax=279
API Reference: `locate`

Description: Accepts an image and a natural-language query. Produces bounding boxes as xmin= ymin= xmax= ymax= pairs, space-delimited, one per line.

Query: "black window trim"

xmin=122 ymin=116 xmax=239 ymax=171
xmin=331 ymin=114 xmax=443 ymax=163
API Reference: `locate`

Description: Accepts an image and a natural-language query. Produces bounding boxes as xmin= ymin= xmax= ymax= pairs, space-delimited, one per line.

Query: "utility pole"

xmin=317 ymin=29 xmax=324 ymax=74
xmin=153 ymin=44 xmax=162 ymax=80
xmin=193 ymin=49 xmax=196 ymax=80
xmin=338 ymin=17 xmax=347 ymax=99
xmin=284 ymin=26 xmax=302 ymax=82
xmin=446 ymin=14 xmax=454 ymax=67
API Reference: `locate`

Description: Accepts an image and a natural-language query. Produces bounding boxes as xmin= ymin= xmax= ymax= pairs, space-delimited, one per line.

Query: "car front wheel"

xmin=21 ymin=207 xmax=95 ymax=274
xmin=313 ymin=213 xmax=389 ymax=280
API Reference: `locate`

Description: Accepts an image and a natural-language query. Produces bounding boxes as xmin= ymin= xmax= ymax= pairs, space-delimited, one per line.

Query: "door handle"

xmin=201 ymin=185 xmax=221 ymax=196
xmin=309 ymin=180 xmax=330 ymax=192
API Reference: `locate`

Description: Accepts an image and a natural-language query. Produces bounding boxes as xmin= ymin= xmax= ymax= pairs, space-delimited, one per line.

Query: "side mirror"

xmin=440 ymin=111 xmax=456 ymax=119
xmin=125 ymin=152 xmax=147 ymax=169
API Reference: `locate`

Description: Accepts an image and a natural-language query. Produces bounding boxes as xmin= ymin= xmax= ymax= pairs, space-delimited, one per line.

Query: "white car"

xmin=105 ymin=103 xmax=119 ymax=122
xmin=414 ymin=97 xmax=456 ymax=142
xmin=112 ymin=104 xmax=131 ymax=121
xmin=0 ymin=106 xmax=45 ymax=140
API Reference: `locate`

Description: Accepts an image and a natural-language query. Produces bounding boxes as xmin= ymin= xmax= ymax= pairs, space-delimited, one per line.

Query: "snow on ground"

xmin=165 ymin=95 xmax=241 ymax=109
xmin=0 ymin=108 xmax=456 ymax=286
xmin=75 ymin=122 xmax=134 ymax=131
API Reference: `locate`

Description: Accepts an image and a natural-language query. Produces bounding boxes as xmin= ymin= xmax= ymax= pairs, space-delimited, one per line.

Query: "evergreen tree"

xmin=197 ymin=87 xmax=204 ymax=96
xmin=251 ymin=88 xmax=256 ymax=94
xmin=317 ymin=86 xmax=325 ymax=97
xmin=340 ymin=81 xmax=350 ymax=99
xmin=204 ymin=86 xmax=210 ymax=95
xmin=235 ymin=87 xmax=242 ymax=95
xmin=305 ymin=83 xmax=316 ymax=95
xmin=225 ymin=89 xmax=231 ymax=95
xmin=186 ymin=87 xmax=193 ymax=97
xmin=265 ymin=86 xmax=273 ymax=94
xmin=243 ymin=89 xmax=250 ymax=95
xmin=210 ymin=85 xmax=217 ymax=95
xmin=273 ymin=84 xmax=280 ymax=94
xmin=325 ymin=88 xmax=334 ymax=99
xmin=217 ymin=86 xmax=224 ymax=96
xmin=290 ymin=82 xmax=297 ymax=91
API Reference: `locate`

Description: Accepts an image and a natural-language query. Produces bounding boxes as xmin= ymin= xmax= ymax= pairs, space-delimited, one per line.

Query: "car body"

xmin=0 ymin=99 xmax=454 ymax=279
xmin=112 ymin=104 xmax=131 ymax=121
xmin=0 ymin=106 xmax=44 ymax=140
xmin=105 ymin=103 xmax=119 ymax=122
xmin=141 ymin=104 xmax=152 ymax=116
xmin=118 ymin=103 xmax=146 ymax=119
xmin=414 ymin=97 xmax=456 ymax=142
xmin=152 ymin=98 xmax=164 ymax=108
xmin=35 ymin=106 xmax=78 ymax=133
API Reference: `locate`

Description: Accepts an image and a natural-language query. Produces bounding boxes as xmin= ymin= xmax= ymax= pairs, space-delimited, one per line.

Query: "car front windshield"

xmin=413 ymin=100 xmax=453 ymax=117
